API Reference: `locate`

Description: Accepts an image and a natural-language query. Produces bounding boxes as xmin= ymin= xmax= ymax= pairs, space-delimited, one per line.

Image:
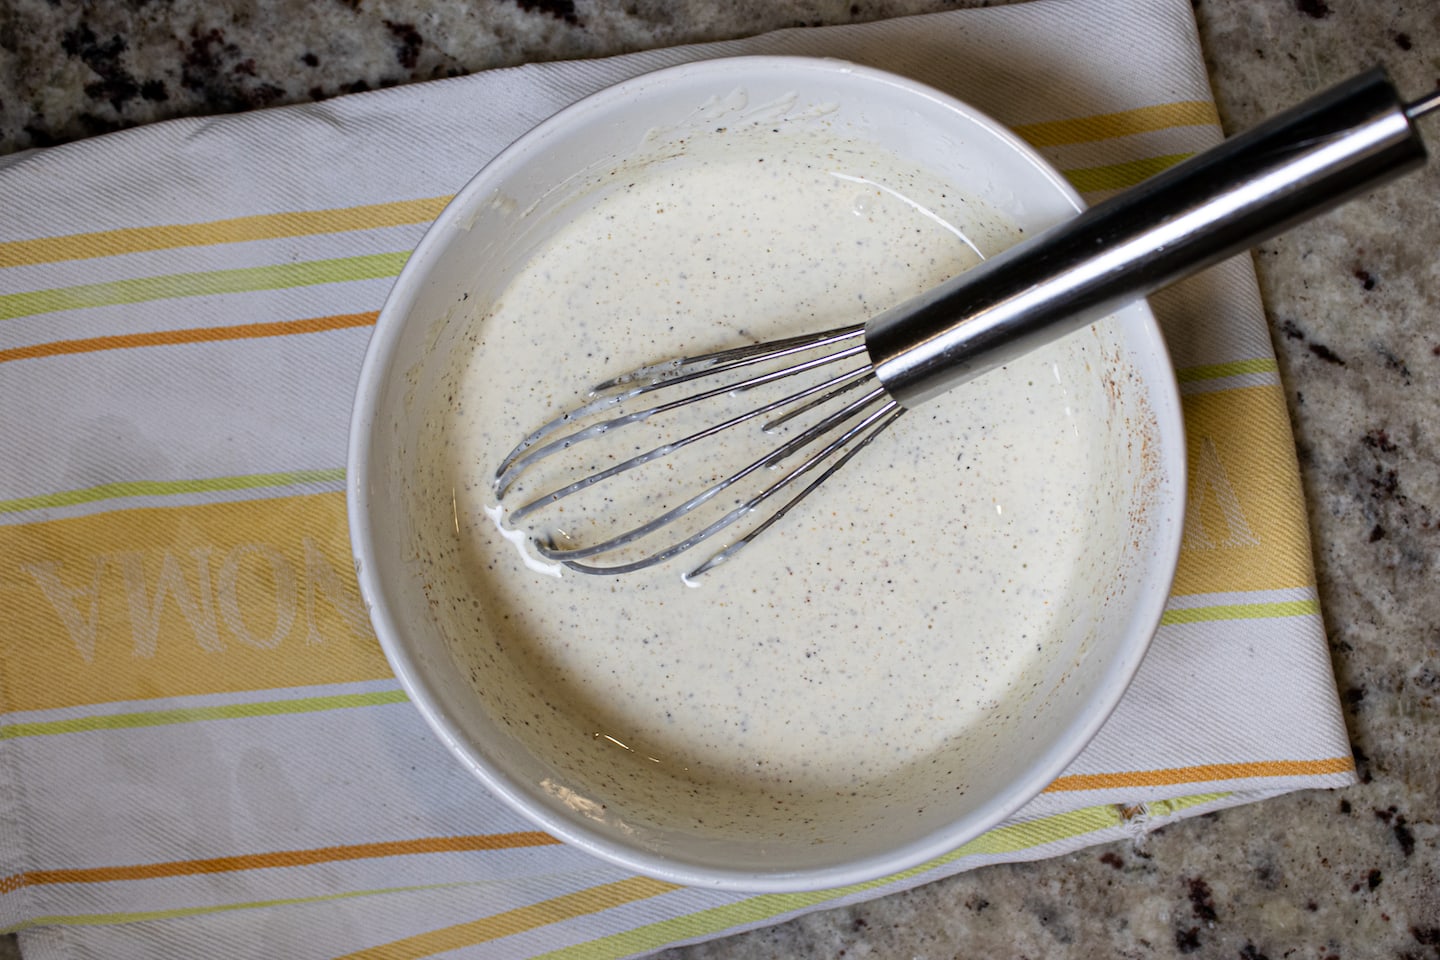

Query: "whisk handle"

xmin=865 ymin=66 xmax=1430 ymax=408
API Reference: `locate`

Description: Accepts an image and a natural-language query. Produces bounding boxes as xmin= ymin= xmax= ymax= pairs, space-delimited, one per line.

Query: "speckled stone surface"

xmin=2 ymin=1 xmax=1437 ymax=958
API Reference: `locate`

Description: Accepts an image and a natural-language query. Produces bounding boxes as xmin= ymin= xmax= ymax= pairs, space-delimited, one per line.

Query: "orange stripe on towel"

xmin=0 ymin=831 xmax=561 ymax=894
xmin=1045 ymin=757 xmax=1355 ymax=792
xmin=0 ymin=311 xmax=377 ymax=364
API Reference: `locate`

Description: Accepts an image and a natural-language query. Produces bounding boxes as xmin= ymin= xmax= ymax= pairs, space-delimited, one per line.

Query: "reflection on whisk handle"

xmin=866 ymin=66 xmax=1431 ymax=409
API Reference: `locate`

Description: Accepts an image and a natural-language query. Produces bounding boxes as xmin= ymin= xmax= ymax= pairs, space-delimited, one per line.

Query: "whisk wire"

xmin=507 ymin=361 xmax=876 ymax=523
xmin=534 ymin=384 xmax=892 ymax=567
xmin=685 ymin=405 xmax=907 ymax=579
xmin=559 ymin=400 xmax=904 ymax=577
xmin=493 ymin=324 xmax=864 ymax=486
xmin=494 ymin=331 xmax=868 ymax=497
xmin=590 ymin=323 xmax=866 ymax=392
xmin=762 ymin=371 xmax=875 ymax=433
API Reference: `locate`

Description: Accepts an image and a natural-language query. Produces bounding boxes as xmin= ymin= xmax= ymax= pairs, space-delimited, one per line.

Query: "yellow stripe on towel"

xmin=336 ymin=877 xmax=682 ymax=960
xmin=0 ymin=468 xmax=344 ymax=515
xmin=1014 ymin=100 xmax=1219 ymax=146
xmin=0 ymin=252 xmax=407 ymax=321
xmin=0 ymin=197 xmax=447 ymax=267
xmin=1173 ymin=384 xmax=1316 ymax=595
xmin=0 ymin=492 xmax=388 ymax=712
xmin=0 ymin=689 xmax=408 ymax=741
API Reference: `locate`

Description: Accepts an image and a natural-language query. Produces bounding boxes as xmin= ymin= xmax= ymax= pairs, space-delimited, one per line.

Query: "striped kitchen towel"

xmin=0 ymin=0 xmax=1354 ymax=956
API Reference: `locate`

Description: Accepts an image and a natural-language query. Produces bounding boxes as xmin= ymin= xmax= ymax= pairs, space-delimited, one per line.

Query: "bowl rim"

xmin=347 ymin=53 xmax=1187 ymax=893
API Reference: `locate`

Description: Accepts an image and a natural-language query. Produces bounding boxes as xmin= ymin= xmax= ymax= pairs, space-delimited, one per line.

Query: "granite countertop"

xmin=2 ymin=1 xmax=1436 ymax=957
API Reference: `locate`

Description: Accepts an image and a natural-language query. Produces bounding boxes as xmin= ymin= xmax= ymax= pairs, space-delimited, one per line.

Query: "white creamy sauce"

xmin=416 ymin=122 xmax=1116 ymax=835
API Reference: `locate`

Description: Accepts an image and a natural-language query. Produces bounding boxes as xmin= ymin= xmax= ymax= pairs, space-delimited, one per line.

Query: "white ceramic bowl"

xmin=348 ymin=56 xmax=1185 ymax=891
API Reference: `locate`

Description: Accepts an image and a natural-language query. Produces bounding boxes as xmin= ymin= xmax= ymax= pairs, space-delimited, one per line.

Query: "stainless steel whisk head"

xmin=493 ymin=67 xmax=1434 ymax=579
xmin=492 ymin=324 xmax=907 ymax=577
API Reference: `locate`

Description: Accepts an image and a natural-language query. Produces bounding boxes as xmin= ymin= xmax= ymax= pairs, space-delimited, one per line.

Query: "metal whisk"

xmin=495 ymin=67 xmax=1437 ymax=578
